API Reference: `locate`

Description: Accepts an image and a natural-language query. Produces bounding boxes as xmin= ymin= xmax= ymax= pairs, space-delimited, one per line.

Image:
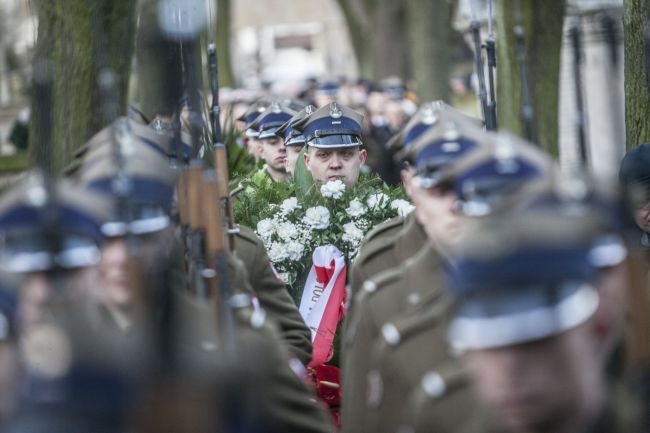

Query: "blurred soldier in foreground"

xmin=445 ymin=197 xmax=643 ymax=433
xmin=341 ymin=128 xmax=553 ymax=433
xmin=70 ymin=119 xmax=314 ymax=365
xmin=292 ymin=102 xmax=366 ymax=187
xmin=341 ymin=105 xmax=486 ymax=431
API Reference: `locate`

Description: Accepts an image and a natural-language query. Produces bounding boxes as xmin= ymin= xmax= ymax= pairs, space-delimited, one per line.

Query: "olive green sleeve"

xmin=248 ymin=332 xmax=334 ymax=433
xmin=242 ymin=235 xmax=314 ymax=365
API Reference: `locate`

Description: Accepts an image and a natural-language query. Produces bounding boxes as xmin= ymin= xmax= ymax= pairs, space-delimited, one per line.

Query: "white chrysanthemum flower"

xmin=268 ymin=242 xmax=289 ymax=262
xmin=342 ymin=222 xmax=365 ymax=246
xmin=256 ymin=218 xmax=275 ymax=239
xmin=320 ymin=179 xmax=346 ymax=199
xmin=280 ymin=197 xmax=300 ymax=214
xmin=346 ymin=198 xmax=367 ymax=218
xmin=390 ymin=198 xmax=415 ymax=217
xmin=367 ymin=192 xmax=390 ymax=210
xmin=285 ymin=241 xmax=305 ymax=261
xmin=276 ymin=221 xmax=298 ymax=241
xmin=303 ymin=206 xmax=331 ymax=230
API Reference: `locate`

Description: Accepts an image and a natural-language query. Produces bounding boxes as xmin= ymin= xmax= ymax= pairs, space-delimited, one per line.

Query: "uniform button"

xmin=381 ymin=323 xmax=401 ymax=346
xmin=202 ymin=341 xmax=217 ymax=352
xmin=407 ymin=293 xmax=421 ymax=305
xmin=362 ymin=280 xmax=377 ymax=293
xmin=421 ymin=371 xmax=446 ymax=398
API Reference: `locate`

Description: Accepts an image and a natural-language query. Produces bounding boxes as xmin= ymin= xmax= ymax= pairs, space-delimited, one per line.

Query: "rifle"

xmin=568 ymin=20 xmax=588 ymax=165
xmin=470 ymin=20 xmax=492 ymax=131
xmin=485 ymin=0 xmax=497 ymax=130
xmin=207 ymin=42 xmax=239 ymax=251
xmin=514 ymin=0 xmax=537 ymax=144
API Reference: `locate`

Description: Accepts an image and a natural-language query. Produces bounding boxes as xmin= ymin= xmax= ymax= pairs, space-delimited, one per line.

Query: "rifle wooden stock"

xmin=202 ymin=170 xmax=238 ymax=348
xmin=187 ymin=165 xmax=204 ymax=230
xmin=625 ymin=248 xmax=650 ymax=366
xmin=213 ymin=146 xmax=238 ymax=251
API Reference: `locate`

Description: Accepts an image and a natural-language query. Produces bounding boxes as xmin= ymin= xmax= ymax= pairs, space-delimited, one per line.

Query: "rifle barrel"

xmin=569 ymin=23 xmax=588 ymax=165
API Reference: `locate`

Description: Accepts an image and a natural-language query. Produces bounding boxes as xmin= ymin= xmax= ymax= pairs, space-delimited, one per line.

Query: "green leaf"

xmin=293 ymin=146 xmax=315 ymax=202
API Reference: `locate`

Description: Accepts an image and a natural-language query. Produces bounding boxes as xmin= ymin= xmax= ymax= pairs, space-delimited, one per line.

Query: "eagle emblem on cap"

xmin=443 ymin=121 xmax=460 ymax=141
xmin=329 ymin=102 xmax=343 ymax=119
xmin=422 ymin=106 xmax=438 ymax=125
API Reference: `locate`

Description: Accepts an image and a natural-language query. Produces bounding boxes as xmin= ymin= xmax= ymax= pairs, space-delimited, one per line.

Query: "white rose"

xmin=280 ymin=197 xmax=300 ymax=214
xmin=346 ymin=198 xmax=367 ymax=218
xmin=367 ymin=192 xmax=390 ymax=210
xmin=285 ymin=240 xmax=305 ymax=261
xmin=268 ymin=241 xmax=289 ymax=262
xmin=276 ymin=221 xmax=298 ymax=241
xmin=320 ymin=179 xmax=346 ymax=199
xmin=303 ymin=206 xmax=331 ymax=230
xmin=390 ymin=198 xmax=415 ymax=217
xmin=256 ymin=218 xmax=275 ymax=239
xmin=342 ymin=222 xmax=365 ymax=246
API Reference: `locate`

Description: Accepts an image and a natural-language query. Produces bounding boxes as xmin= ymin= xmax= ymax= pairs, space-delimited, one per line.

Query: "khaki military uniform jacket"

xmin=234 ymin=225 xmax=313 ymax=365
xmin=342 ymin=213 xmax=426 ymax=383
xmin=365 ymin=293 xmax=478 ymax=433
xmin=341 ymin=245 xmax=440 ymax=433
xmin=171 ymin=256 xmax=333 ymax=433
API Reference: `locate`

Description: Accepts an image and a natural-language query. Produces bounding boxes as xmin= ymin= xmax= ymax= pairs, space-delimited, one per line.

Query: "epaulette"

xmin=379 ymin=295 xmax=447 ymax=348
xmin=354 ymin=234 xmax=398 ymax=269
xmin=360 ymin=216 xmax=405 ymax=249
xmin=361 ymin=265 xmax=404 ymax=297
xmin=234 ymin=224 xmax=261 ymax=246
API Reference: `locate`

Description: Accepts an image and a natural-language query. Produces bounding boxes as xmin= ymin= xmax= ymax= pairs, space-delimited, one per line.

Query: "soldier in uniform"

xmin=249 ymin=101 xmax=299 ymax=182
xmin=0 ymin=173 xmax=334 ymax=433
xmin=292 ymin=102 xmax=367 ymax=187
xmin=342 ymin=131 xmax=554 ymax=433
xmin=340 ymin=106 xmax=487 ymax=431
xmin=69 ymin=118 xmax=315 ymax=365
xmin=347 ymin=102 xmax=482 ymax=312
xmin=237 ymin=99 xmax=271 ymax=163
xmin=444 ymin=199 xmax=643 ymax=433
xmin=275 ymin=104 xmax=316 ymax=177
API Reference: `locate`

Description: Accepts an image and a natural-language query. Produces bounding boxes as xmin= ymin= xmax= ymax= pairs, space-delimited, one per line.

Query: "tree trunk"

xmin=215 ymin=0 xmax=234 ymax=88
xmin=624 ymin=0 xmax=650 ymax=148
xmin=373 ymin=0 xmax=409 ymax=81
xmin=335 ymin=0 xmax=375 ymax=79
xmin=29 ymin=0 xmax=136 ymax=172
xmin=496 ymin=0 xmax=564 ymax=156
xmin=406 ymin=0 xmax=450 ymax=102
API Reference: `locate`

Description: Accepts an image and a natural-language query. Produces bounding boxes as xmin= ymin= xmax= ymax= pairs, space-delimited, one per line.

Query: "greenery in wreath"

xmin=233 ymin=163 xmax=412 ymax=301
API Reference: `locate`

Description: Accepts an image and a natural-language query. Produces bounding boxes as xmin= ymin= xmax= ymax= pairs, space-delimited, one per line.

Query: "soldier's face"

xmin=100 ymin=238 xmax=132 ymax=308
xmin=410 ymin=182 xmax=460 ymax=247
xmin=462 ymin=324 xmax=604 ymax=432
xmin=285 ymin=145 xmax=304 ymax=176
xmin=633 ymin=200 xmax=650 ymax=232
xmin=19 ymin=268 xmax=98 ymax=330
xmin=261 ymin=137 xmax=287 ymax=172
xmin=246 ymin=137 xmax=263 ymax=160
xmin=304 ymin=146 xmax=367 ymax=187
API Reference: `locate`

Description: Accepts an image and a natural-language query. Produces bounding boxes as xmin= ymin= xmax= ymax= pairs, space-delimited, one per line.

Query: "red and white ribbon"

xmin=299 ymin=245 xmax=347 ymax=367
